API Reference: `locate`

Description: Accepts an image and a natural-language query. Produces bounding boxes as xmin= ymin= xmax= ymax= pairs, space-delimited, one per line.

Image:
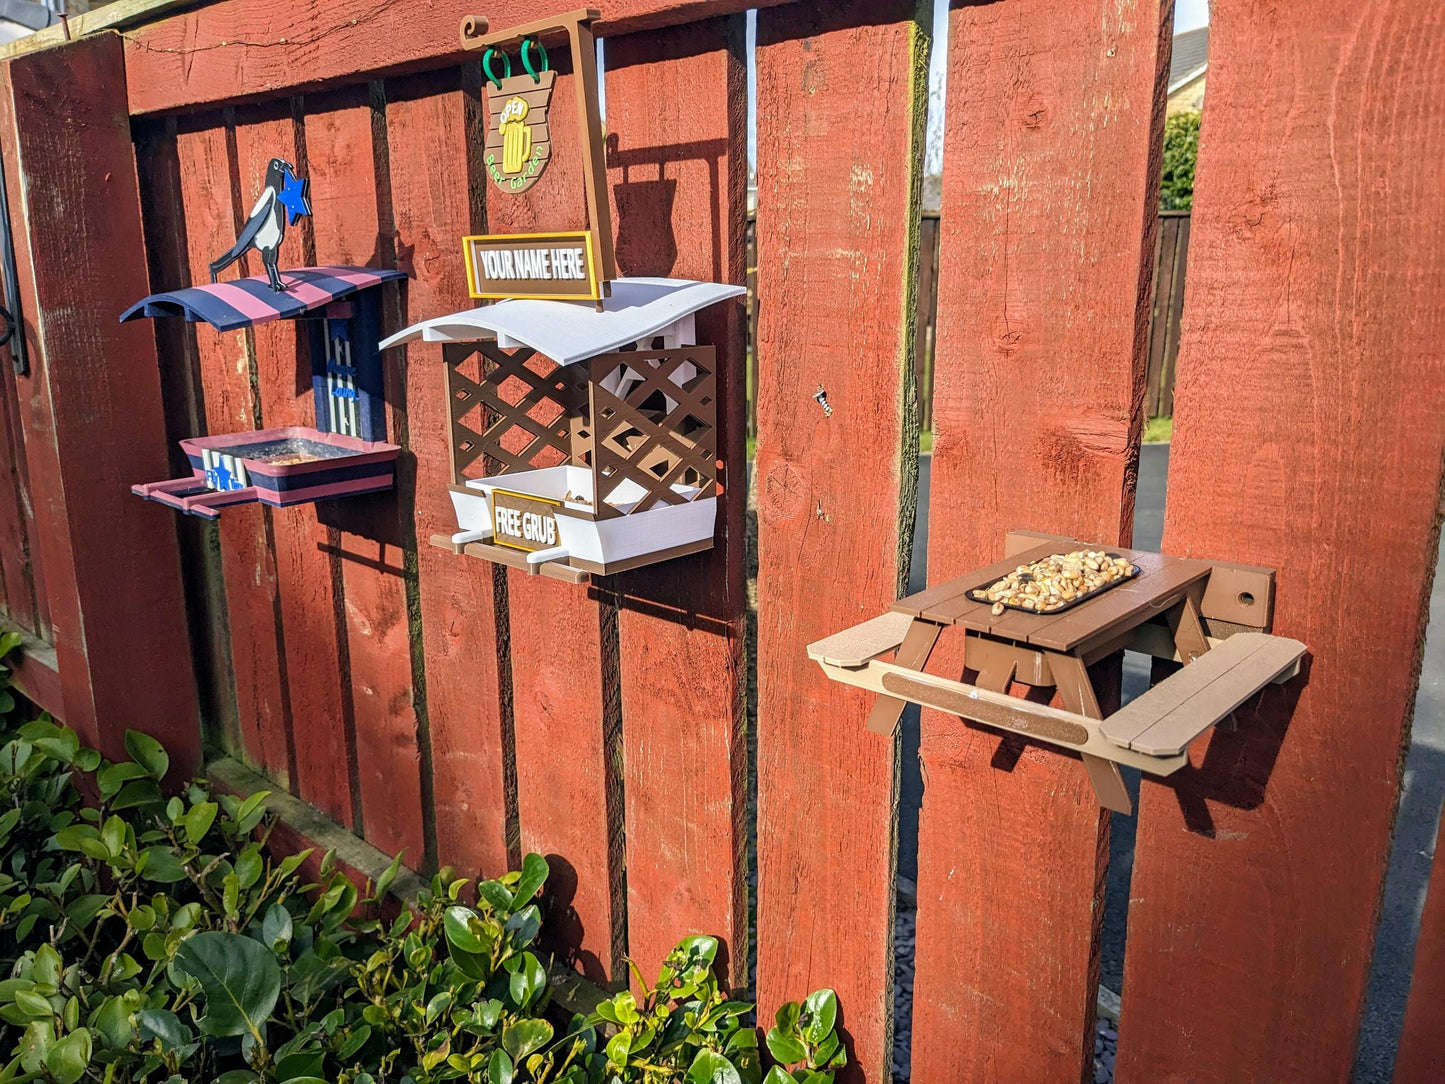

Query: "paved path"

xmin=901 ymin=443 xmax=1442 ymax=1080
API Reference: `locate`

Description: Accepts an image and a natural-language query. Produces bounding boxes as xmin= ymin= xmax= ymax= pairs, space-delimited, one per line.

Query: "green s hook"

xmin=482 ymin=47 xmax=512 ymax=91
xmin=520 ymin=38 xmax=550 ymax=83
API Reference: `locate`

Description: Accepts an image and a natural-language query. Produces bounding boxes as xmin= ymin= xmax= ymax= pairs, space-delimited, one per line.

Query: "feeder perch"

xmin=123 ymin=266 xmax=405 ymax=520
xmin=806 ymin=529 xmax=1307 ymax=814
xmin=380 ymin=277 xmax=744 ymax=583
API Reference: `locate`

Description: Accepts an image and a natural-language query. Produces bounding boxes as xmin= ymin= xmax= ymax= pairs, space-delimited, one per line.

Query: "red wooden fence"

xmin=0 ymin=2 xmax=1440 ymax=1082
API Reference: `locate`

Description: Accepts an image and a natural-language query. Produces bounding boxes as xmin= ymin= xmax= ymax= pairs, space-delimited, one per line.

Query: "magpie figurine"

xmin=208 ymin=158 xmax=312 ymax=291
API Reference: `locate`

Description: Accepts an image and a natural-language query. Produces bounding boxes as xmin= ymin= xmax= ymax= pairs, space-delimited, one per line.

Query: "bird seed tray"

xmin=967 ymin=553 xmax=1140 ymax=615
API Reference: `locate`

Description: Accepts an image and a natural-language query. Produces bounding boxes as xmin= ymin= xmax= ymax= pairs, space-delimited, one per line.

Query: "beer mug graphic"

xmin=481 ymin=41 xmax=554 ymax=194
xmin=499 ymin=97 xmax=532 ymax=175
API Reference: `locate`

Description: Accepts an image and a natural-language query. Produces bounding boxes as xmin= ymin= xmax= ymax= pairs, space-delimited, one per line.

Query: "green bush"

xmin=1160 ymin=111 xmax=1200 ymax=211
xmin=0 ymin=680 xmax=841 ymax=1082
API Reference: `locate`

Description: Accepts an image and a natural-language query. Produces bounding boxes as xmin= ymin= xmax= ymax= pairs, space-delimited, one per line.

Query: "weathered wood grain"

xmin=752 ymin=2 xmax=927 ymax=1078
xmin=384 ymin=68 xmax=514 ymax=882
xmin=479 ymin=47 xmax=623 ymax=984
xmin=1395 ymin=811 xmax=1445 ymax=1083
xmin=0 ymin=32 xmax=199 ymax=774
xmin=123 ymin=0 xmax=790 ymax=117
xmin=602 ymin=16 xmax=748 ymax=986
xmin=911 ymin=2 xmax=1170 ymax=1079
xmin=174 ymin=115 xmax=291 ymax=784
xmin=300 ymin=89 xmax=426 ymax=861
xmin=1117 ymin=4 xmax=1445 ymax=1080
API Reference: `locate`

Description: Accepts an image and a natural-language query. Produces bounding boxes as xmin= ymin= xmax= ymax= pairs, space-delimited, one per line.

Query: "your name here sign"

xmin=464 ymin=231 xmax=602 ymax=301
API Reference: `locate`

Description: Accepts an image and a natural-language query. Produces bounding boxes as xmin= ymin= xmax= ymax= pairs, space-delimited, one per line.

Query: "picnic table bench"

xmin=807 ymin=530 xmax=1306 ymax=813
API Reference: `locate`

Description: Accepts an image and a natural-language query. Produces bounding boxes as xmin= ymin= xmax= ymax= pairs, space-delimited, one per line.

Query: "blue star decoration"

xmin=278 ymin=169 xmax=312 ymax=225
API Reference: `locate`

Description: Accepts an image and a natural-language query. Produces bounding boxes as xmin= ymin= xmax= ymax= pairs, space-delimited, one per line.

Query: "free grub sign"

xmin=463 ymin=230 xmax=603 ymax=301
xmin=490 ymin=488 xmax=563 ymax=553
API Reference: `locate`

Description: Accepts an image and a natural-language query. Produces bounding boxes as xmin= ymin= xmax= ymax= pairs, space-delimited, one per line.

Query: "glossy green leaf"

xmin=44 ymin=1027 xmax=90 ymax=1084
xmin=138 ymin=847 xmax=187 ymax=884
xmin=800 ymin=989 xmax=838 ymax=1044
xmin=511 ymin=853 xmax=548 ymax=907
xmin=123 ymin=731 xmax=169 ymax=781
xmin=486 ymin=1049 xmax=513 ymax=1084
xmin=261 ymin=904 xmax=293 ymax=951
xmin=174 ymin=932 xmax=280 ymax=1038
xmin=687 ymin=1049 xmax=743 ymax=1084
xmin=764 ymin=1029 xmax=806 ymax=1067
xmin=181 ymin=802 xmax=217 ymax=845
xmin=502 ymin=1018 xmax=552 ymax=1061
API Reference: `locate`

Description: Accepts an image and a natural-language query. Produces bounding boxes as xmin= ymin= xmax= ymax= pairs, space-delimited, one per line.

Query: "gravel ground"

xmin=891 ymin=881 xmax=1119 ymax=1083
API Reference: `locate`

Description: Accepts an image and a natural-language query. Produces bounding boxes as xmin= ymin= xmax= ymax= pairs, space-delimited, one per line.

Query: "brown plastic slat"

xmin=1099 ymin=633 xmax=1305 ymax=753
xmin=1125 ymin=636 xmax=1305 ymax=755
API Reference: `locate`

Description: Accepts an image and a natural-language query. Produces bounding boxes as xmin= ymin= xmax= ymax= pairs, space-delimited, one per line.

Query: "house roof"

xmin=1169 ymin=26 xmax=1209 ymax=90
xmin=120 ymin=267 xmax=406 ymax=331
xmin=380 ymin=277 xmax=747 ymax=366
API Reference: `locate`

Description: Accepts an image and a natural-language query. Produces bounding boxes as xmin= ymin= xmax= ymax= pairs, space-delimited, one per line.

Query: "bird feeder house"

xmin=124 ymin=266 xmax=405 ymax=519
xmin=378 ymin=10 xmax=744 ymax=582
xmin=382 ymin=277 xmax=743 ymax=582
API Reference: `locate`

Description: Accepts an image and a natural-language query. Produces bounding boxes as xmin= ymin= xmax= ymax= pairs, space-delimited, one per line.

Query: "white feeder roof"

xmin=378 ymin=277 xmax=745 ymax=366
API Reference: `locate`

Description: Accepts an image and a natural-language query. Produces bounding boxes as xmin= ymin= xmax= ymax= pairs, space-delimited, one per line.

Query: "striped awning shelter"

xmin=120 ymin=266 xmax=406 ymax=332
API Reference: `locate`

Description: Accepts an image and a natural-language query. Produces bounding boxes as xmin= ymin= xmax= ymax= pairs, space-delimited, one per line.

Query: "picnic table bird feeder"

xmin=125 ymin=163 xmax=404 ymax=519
xmin=381 ymin=277 xmax=744 ymax=582
xmin=808 ymin=530 xmax=1307 ymax=814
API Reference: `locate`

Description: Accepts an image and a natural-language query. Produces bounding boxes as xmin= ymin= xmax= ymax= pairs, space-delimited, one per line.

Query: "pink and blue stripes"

xmin=120 ymin=266 xmax=406 ymax=332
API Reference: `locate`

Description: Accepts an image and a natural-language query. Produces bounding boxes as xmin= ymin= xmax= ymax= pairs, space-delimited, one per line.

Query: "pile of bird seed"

xmin=971 ymin=549 xmax=1137 ymax=615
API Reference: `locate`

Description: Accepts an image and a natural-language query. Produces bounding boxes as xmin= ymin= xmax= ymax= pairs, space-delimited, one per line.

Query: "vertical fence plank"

xmin=911 ymin=2 xmax=1170 ymax=1080
xmin=230 ymin=105 xmax=337 ymax=818
xmin=603 ymin=16 xmax=749 ymax=985
xmin=385 ymin=69 xmax=515 ymax=882
xmin=133 ymin=119 xmax=239 ymax=746
xmin=173 ymin=116 xmax=291 ymax=782
xmin=301 ymin=88 xmax=427 ymax=861
xmin=1395 ymin=812 xmax=1445 ymax=1082
xmin=480 ymin=47 xmax=624 ymax=985
xmin=753 ymin=2 xmax=927 ymax=1077
xmin=0 ymin=32 xmax=199 ymax=770
xmin=1118 ymin=4 xmax=1445 ymax=1080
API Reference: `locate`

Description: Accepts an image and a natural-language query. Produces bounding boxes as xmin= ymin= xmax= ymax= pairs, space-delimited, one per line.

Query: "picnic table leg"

xmin=1051 ymin=653 xmax=1132 ymax=815
xmin=865 ymin=618 xmax=942 ymax=734
xmin=1167 ymin=587 xmax=1211 ymax=663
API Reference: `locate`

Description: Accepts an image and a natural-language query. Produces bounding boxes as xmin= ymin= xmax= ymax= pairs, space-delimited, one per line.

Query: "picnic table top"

xmin=891 ymin=540 xmax=1214 ymax=653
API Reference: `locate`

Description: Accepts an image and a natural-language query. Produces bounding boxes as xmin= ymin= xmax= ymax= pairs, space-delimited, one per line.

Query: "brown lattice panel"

xmin=441 ymin=341 xmax=717 ymax=521
xmin=587 ymin=346 xmax=717 ymax=519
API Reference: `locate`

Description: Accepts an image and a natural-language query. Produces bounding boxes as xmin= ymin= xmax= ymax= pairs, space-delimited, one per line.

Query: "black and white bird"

xmin=208 ymin=158 xmax=312 ymax=291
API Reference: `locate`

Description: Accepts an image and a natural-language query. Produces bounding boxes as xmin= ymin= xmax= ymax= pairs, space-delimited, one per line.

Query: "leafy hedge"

xmin=0 ymin=669 xmax=842 ymax=1083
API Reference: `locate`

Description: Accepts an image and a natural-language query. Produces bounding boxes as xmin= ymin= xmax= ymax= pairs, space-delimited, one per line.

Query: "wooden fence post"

xmin=753 ymin=2 xmax=928 ymax=1078
xmin=910 ymin=1 xmax=1170 ymax=1079
xmin=0 ymin=31 xmax=199 ymax=773
xmin=1117 ymin=3 xmax=1445 ymax=1079
xmin=603 ymin=17 xmax=750 ymax=986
